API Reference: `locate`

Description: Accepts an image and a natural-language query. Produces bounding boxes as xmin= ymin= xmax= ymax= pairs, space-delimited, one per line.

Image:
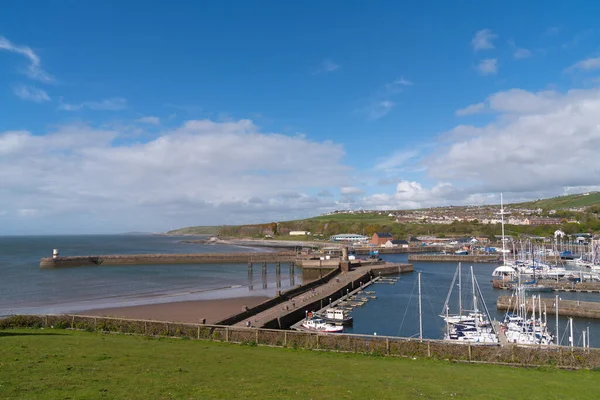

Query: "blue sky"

xmin=2 ymin=1 xmax=600 ymax=234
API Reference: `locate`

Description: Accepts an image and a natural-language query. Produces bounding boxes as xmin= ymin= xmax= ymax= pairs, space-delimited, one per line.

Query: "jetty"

xmin=408 ymin=254 xmax=501 ymax=263
xmin=40 ymin=251 xmax=296 ymax=268
xmin=220 ymin=262 xmax=413 ymax=329
xmin=497 ymin=295 xmax=600 ymax=319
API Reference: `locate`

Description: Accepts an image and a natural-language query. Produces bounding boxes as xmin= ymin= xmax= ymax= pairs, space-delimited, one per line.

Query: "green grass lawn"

xmin=1 ymin=329 xmax=599 ymax=400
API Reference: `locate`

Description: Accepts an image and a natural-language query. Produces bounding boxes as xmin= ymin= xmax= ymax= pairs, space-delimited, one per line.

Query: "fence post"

xmin=144 ymin=321 xmax=147 ymax=335
xmin=255 ymin=328 xmax=259 ymax=345
xmin=44 ymin=315 xmax=48 ymax=328
xmin=165 ymin=323 xmax=169 ymax=336
xmin=284 ymin=331 xmax=288 ymax=347
xmin=511 ymin=345 xmax=515 ymax=363
xmin=427 ymin=341 xmax=431 ymax=358
xmin=468 ymin=344 xmax=472 ymax=361
xmin=197 ymin=326 xmax=200 ymax=340
xmin=71 ymin=315 xmax=75 ymax=329
xmin=386 ymin=337 xmax=390 ymax=355
xmin=558 ymin=346 xmax=562 ymax=367
xmin=94 ymin=317 xmax=97 ymax=331
xmin=225 ymin=327 xmax=229 ymax=342
xmin=316 ymin=334 xmax=320 ymax=350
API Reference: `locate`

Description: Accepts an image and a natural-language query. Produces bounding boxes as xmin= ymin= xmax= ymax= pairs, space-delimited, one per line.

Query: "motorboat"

xmin=315 ymin=308 xmax=353 ymax=325
xmin=300 ymin=317 xmax=344 ymax=333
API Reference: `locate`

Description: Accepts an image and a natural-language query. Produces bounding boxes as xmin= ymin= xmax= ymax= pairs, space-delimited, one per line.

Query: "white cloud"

xmin=567 ymin=57 xmax=600 ymax=72
xmin=366 ymin=100 xmax=394 ymax=119
xmin=471 ymin=29 xmax=497 ymax=51
xmin=375 ymin=150 xmax=420 ymax=172
xmin=476 ymin=59 xmax=498 ymax=75
xmin=0 ymin=119 xmax=351 ymax=234
xmin=13 ymin=84 xmax=51 ymax=103
xmin=0 ymin=35 xmax=54 ymax=83
xmin=456 ymin=102 xmax=485 ymax=116
xmin=58 ymin=97 xmax=128 ymax=111
xmin=427 ymin=88 xmax=600 ymax=194
xmin=340 ymin=186 xmax=365 ymax=195
xmin=514 ymin=48 xmax=532 ymax=59
xmin=137 ymin=116 xmax=160 ymax=125
xmin=313 ymin=59 xmax=339 ymax=74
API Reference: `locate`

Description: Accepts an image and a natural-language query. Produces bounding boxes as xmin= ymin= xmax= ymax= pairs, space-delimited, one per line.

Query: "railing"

xmin=2 ymin=314 xmax=600 ymax=369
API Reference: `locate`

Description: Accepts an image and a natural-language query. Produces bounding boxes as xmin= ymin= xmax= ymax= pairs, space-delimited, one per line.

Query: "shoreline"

xmin=81 ymin=296 xmax=270 ymax=324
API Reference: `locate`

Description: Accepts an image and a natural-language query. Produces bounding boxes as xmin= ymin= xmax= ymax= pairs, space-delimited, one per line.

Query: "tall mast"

xmin=458 ymin=262 xmax=462 ymax=317
xmin=569 ymin=317 xmax=574 ymax=348
xmin=555 ymin=295 xmax=559 ymax=346
xmin=500 ymin=193 xmax=507 ymax=265
xmin=418 ymin=272 xmax=423 ymax=341
xmin=471 ymin=265 xmax=478 ymax=312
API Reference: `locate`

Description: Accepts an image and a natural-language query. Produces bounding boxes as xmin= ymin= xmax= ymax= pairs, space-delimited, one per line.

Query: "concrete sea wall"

xmin=40 ymin=252 xmax=297 ymax=268
xmin=408 ymin=254 xmax=501 ymax=263
xmin=497 ymin=295 xmax=600 ymax=319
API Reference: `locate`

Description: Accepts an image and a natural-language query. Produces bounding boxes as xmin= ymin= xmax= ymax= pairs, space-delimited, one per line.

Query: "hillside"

xmin=170 ymin=191 xmax=600 ymax=239
xmin=510 ymin=192 xmax=600 ymax=210
xmin=166 ymin=225 xmax=220 ymax=235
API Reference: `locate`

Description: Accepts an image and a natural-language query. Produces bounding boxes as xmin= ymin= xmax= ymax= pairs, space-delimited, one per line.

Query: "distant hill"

xmin=169 ymin=191 xmax=600 ymax=238
xmin=166 ymin=226 xmax=220 ymax=235
xmin=509 ymin=192 xmax=600 ymax=210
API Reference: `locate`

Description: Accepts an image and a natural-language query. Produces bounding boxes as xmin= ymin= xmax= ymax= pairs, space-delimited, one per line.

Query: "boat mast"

xmin=470 ymin=266 xmax=478 ymax=328
xmin=587 ymin=326 xmax=591 ymax=349
xmin=500 ymin=193 xmax=507 ymax=266
xmin=569 ymin=317 xmax=574 ymax=348
xmin=418 ymin=271 xmax=423 ymax=341
xmin=555 ymin=295 xmax=559 ymax=346
xmin=458 ymin=262 xmax=462 ymax=317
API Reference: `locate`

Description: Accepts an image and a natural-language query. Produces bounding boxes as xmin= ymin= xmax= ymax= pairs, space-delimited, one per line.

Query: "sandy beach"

xmin=81 ymin=296 xmax=270 ymax=324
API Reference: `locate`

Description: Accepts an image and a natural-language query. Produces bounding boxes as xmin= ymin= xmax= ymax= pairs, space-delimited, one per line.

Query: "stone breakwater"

xmin=40 ymin=252 xmax=297 ymax=268
xmin=408 ymin=254 xmax=501 ymax=263
xmin=497 ymin=295 xmax=600 ymax=319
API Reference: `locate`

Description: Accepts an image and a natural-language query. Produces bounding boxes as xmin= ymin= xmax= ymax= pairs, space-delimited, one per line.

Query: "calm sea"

xmin=347 ymin=254 xmax=600 ymax=348
xmin=0 ymin=235 xmax=301 ymax=316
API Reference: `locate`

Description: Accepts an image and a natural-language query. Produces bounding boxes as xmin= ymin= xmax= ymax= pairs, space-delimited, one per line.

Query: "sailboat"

xmin=492 ymin=194 xmax=518 ymax=279
xmin=502 ymin=276 xmax=554 ymax=345
xmin=442 ymin=264 xmax=498 ymax=344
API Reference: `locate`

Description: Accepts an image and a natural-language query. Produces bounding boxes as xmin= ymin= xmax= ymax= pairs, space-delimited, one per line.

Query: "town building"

xmin=371 ymin=232 xmax=393 ymax=245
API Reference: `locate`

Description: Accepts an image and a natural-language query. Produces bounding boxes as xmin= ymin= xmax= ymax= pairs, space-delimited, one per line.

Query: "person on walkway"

xmin=292 ymin=299 xmax=296 ymax=308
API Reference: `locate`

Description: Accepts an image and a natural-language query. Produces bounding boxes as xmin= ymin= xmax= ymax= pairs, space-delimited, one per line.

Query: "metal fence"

xmin=2 ymin=314 xmax=600 ymax=369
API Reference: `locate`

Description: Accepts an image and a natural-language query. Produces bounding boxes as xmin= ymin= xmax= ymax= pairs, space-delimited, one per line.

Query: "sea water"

xmin=345 ymin=254 xmax=600 ymax=348
xmin=0 ymin=235 xmax=301 ymax=315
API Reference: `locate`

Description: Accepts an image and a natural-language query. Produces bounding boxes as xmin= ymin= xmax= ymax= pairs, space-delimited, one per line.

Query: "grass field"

xmin=1 ymin=329 xmax=600 ymax=399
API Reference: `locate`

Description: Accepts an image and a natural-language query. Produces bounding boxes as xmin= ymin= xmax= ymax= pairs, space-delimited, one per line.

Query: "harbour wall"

xmin=3 ymin=314 xmax=600 ymax=369
xmin=40 ymin=252 xmax=297 ymax=268
xmin=408 ymin=254 xmax=501 ymax=263
xmin=497 ymin=296 xmax=600 ymax=319
xmin=353 ymin=246 xmax=446 ymax=254
xmin=492 ymin=279 xmax=600 ymax=292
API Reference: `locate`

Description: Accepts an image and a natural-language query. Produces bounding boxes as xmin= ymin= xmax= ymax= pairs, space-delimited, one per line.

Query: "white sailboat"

xmin=442 ymin=264 xmax=498 ymax=344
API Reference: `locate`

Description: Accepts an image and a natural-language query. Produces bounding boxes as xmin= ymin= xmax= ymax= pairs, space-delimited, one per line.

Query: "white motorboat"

xmin=301 ymin=317 xmax=344 ymax=333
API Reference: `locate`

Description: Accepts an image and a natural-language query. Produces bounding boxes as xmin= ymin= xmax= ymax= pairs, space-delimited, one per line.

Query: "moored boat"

xmin=300 ymin=317 xmax=344 ymax=333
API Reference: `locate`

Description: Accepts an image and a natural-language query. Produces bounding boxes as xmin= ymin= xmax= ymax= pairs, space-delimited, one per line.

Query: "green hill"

xmin=166 ymin=225 xmax=220 ymax=235
xmin=510 ymin=192 xmax=600 ymax=210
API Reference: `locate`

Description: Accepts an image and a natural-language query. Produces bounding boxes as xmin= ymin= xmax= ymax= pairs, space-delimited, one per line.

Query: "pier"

xmin=408 ymin=254 xmax=501 ymax=263
xmin=497 ymin=295 xmax=600 ymax=319
xmin=225 ymin=262 xmax=413 ymax=329
xmin=40 ymin=252 xmax=297 ymax=268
